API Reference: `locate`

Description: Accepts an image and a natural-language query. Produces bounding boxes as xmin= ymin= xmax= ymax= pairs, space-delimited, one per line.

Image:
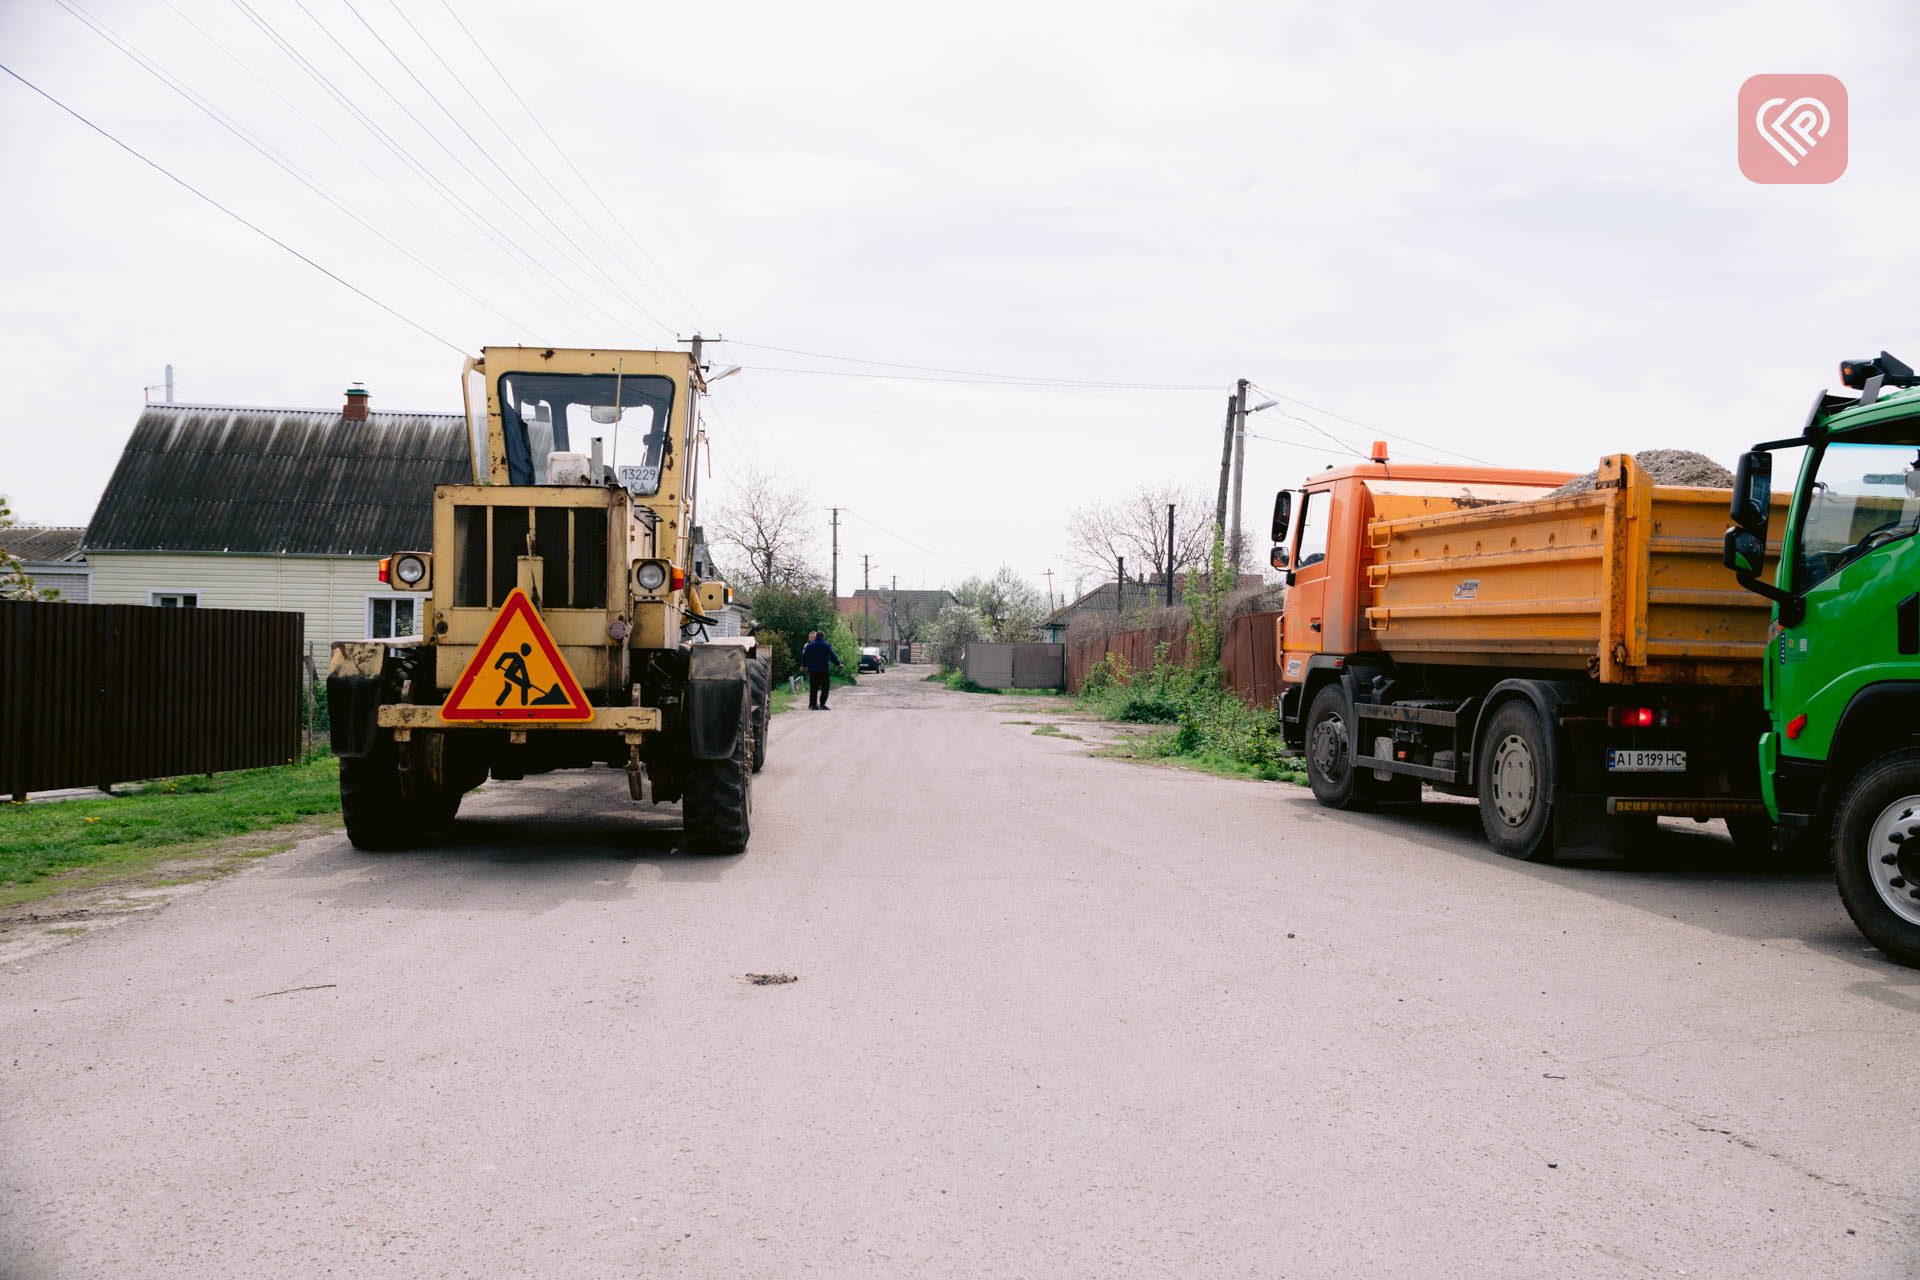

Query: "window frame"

xmin=366 ymin=592 xmax=427 ymax=641
xmin=149 ymin=589 xmax=199 ymax=608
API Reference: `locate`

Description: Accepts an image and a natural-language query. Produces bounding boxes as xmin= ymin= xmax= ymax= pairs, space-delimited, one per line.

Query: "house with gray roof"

xmin=3 ymin=526 xmax=89 ymax=601
xmin=83 ymin=390 xmax=472 ymax=666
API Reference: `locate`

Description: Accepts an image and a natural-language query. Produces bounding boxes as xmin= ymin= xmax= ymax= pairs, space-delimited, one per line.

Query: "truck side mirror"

xmin=1271 ymin=491 xmax=1293 ymax=543
xmin=1270 ymin=545 xmax=1290 ymax=570
xmin=1729 ymin=450 xmax=1772 ymax=537
xmin=1723 ymin=528 xmax=1766 ymax=579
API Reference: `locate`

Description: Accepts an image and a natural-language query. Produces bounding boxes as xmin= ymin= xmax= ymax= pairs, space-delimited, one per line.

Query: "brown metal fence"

xmin=1 ymin=601 xmax=304 ymax=798
xmin=1065 ymin=611 xmax=1283 ymax=710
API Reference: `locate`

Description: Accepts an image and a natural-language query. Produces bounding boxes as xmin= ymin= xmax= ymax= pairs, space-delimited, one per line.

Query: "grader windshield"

xmin=496 ymin=371 xmax=675 ymax=491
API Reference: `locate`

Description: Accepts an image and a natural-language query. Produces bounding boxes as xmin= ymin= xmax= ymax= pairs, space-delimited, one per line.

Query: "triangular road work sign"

xmin=442 ymin=588 xmax=593 ymax=721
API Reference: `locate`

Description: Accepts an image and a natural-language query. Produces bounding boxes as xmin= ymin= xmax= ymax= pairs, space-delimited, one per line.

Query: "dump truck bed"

xmin=1365 ymin=455 xmax=1784 ymax=686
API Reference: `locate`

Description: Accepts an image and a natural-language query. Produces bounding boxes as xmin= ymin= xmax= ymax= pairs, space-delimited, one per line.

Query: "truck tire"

xmin=1832 ymin=750 xmax=1920 ymax=967
xmin=1477 ymin=700 xmax=1557 ymax=861
xmin=1304 ymin=685 xmax=1376 ymax=812
xmin=748 ymin=655 xmax=770 ymax=774
xmin=683 ymin=681 xmax=753 ymax=855
xmin=338 ymin=735 xmax=449 ymax=851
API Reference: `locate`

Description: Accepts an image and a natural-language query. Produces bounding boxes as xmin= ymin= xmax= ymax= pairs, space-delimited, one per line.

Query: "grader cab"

xmin=325 ymin=345 xmax=769 ymax=853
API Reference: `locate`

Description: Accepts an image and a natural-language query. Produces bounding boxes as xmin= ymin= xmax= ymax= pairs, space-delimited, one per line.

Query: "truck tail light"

xmin=671 ymin=567 xmax=686 ymax=592
xmin=1609 ymin=706 xmax=1679 ymax=727
xmin=1785 ymin=713 xmax=1808 ymax=739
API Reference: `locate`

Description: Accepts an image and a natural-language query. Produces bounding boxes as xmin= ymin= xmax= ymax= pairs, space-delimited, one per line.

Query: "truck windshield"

xmin=496 ymin=372 xmax=675 ymax=488
xmin=1795 ymin=432 xmax=1920 ymax=588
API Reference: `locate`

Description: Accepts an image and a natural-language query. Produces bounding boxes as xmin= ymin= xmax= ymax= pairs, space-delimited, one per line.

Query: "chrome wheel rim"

xmin=1491 ymin=733 xmax=1537 ymax=827
xmin=1867 ymin=794 xmax=1920 ymax=927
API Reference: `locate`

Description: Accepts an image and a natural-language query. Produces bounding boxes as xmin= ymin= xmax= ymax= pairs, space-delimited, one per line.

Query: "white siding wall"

xmin=88 ymin=553 xmax=390 ymax=667
xmin=21 ymin=566 xmax=89 ymax=602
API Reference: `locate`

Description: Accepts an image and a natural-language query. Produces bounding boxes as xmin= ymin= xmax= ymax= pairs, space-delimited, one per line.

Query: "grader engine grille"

xmin=452 ymin=505 xmax=608 ymax=610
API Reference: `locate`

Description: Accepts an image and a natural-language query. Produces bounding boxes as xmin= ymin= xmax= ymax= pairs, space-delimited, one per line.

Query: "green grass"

xmin=1 ymin=757 xmax=342 ymax=902
xmin=768 ymin=686 xmax=800 ymax=717
xmin=930 ymin=668 xmax=1063 ymax=696
xmin=1031 ymin=723 xmax=1082 ymax=741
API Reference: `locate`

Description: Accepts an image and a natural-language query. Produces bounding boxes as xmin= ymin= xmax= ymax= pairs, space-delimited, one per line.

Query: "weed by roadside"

xmin=932 ymin=666 xmax=1063 ymax=696
xmin=1 ymin=758 xmax=341 ymax=902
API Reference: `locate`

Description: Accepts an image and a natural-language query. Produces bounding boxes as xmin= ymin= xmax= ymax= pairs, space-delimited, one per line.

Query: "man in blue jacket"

xmin=801 ymin=630 xmax=843 ymax=710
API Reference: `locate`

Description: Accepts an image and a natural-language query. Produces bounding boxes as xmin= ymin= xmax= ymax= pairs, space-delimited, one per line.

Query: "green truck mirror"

xmin=1730 ymin=450 xmax=1773 ymax=537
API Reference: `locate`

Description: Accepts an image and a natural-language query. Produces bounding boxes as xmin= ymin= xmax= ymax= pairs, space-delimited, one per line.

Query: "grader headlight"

xmin=632 ymin=559 xmax=670 ymax=596
xmin=391 ymin=552 xmax=431 ymax=589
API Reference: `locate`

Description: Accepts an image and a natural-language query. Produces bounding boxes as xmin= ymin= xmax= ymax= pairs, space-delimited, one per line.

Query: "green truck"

xmin=1725 ymin=352 xmax=1920 ymax=966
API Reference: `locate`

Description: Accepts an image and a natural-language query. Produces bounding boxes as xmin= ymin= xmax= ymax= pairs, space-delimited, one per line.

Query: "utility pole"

xmin=1117 ymin=555 xmax=1125 ymax=612
xmin=1166 ymin=503 xmax=1175 ymax=605
xmin=1228 ymin=378 xmax=1249 ymax=574
xmin=828 ymin=507 xmax=842 ymax=601
xmin=1214 ymin=391 xmax=1236 ymax=537
xmin=1043 ymin=568 xmax=1055 ymax=612
xmin=862 ymin=554 xmax=873 ymax=644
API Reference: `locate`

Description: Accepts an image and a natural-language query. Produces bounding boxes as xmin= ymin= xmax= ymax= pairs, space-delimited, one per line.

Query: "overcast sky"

xmin=3 ymin=0 xmax=1915 ymax=599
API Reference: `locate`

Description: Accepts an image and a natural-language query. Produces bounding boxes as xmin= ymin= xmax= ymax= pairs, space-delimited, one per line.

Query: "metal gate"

xmin=1 ymin=601 xmax=304 ymax=798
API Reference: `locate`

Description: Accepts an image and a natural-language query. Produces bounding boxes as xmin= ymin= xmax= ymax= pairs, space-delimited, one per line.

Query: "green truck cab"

xmin=1727 ymin=352 xmax=1920 ymax=965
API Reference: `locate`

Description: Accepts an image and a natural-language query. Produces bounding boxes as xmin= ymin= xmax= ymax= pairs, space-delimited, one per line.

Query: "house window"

xmin=150 ymin=591 xmax=198 ymax=608
xmin=368 ymin=595 xmax=425 ymax=640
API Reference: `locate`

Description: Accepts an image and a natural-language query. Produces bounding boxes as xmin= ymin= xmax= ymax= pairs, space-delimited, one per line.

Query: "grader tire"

xmin=683 ymin=683 xmax=753 ymax=855
xmin=748 ymin=655 xmax=770 ymax=775
xmin=339 ymin=736 xmax=452 ymax=851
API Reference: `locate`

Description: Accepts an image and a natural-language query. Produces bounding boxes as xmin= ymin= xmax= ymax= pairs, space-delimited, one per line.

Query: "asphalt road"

xmin=4 ymin=667 xmax=1917 ymax=1278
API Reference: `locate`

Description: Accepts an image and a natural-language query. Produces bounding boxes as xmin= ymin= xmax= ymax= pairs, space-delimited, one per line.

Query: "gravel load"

xmin=1547 ymin=449 xmax=1735 ymax=498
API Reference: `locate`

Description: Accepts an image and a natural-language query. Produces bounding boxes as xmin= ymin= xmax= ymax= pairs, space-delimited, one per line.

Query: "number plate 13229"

xmin=1608 ymin=749 xmax=1686 ymax=773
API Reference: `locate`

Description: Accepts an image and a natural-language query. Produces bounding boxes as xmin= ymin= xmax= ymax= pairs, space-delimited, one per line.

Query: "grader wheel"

xmin=683 ymin=683 xmax=753 ymax=855
xmin=748 ymin=653 xmax=771 ymax=774
xmin=339 ymin=734 xmax=456 ymax=851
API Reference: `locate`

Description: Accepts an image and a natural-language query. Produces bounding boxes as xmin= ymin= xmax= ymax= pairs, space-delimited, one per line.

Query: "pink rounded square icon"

xmin=1740 ymin=75 xmax=1847 ymax=184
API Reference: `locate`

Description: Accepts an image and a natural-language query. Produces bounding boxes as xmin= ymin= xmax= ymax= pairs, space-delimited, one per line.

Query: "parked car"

xmin=858 ymin=647 xmax=886 ymax=673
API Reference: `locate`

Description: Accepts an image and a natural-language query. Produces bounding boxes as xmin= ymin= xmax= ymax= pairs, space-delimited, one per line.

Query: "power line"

xmin=0 ymin=60 xmax=467 ymax=356
xmin=434 ymin=0 xmax=711 ymax=332
xmin=263 ymin=0 xmax=641 ymax=341
xmin=223 ymin=0 xmax=588 ymax=330
xmin=1250 ymin=380 xmax=1493 ymax=466
xmin=743 ymin=363 xmax=1220 ymax=391
xmin=55 ymin=0 xmax=533 ymax=335
xmin=160 ymin=0 xmax=565 ymax=333
xmin=381 ymin=0 xmax=699 ymax=335
xmin=331 ymin=0 xmax=675 ymax=341
xmin=729 ymin=340 xmax=1220 ymax=390
xmin=843 ymin=508 xmax=977 ymax=570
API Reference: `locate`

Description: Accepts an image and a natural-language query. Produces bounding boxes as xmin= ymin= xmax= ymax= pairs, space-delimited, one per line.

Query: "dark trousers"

xmin=808 ymin=670 xmax=830 ymax=708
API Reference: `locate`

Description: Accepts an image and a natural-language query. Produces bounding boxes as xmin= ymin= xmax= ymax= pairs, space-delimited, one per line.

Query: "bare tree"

xmin=0 ymin=495 xmax=58 ymax=602
xmin=1062 ymin=482 xmax=1214 ymax=588
xmin=707 ymin=462 xmax=819 ymax=593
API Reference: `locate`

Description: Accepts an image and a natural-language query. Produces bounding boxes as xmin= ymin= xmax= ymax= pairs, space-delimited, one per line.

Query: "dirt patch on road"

xmin=0 ymin=815 xmax=340 ymax=964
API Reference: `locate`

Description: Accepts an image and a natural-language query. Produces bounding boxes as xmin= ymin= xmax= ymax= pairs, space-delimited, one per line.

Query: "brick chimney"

xmin=342 ymin=382 xmax=369 ymax=421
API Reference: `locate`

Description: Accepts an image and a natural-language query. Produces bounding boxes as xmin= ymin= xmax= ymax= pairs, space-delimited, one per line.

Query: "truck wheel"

xmin=748 ymin=655 xmax=770 ymax=774
xmin=338 ymin=737 xmax=448 ymax=851
xmin=1477 ymin=700 xmax=1556 ymax=861
xmin=1304 ymin=685 xmax=1375 ymax=811
xmin=1833 ymin=751 xmax=1920 ymax=967
xmin=683 ymin=683 xmax=753 ymax=855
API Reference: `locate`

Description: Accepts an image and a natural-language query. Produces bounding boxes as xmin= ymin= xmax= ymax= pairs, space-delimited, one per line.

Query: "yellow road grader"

xmin=326 ymin=345 xmax=768 ymax=853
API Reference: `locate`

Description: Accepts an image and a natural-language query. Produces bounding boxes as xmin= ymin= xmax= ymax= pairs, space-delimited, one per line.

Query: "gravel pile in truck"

xmin=1545 ymin=449 xmax=1734 ymax=498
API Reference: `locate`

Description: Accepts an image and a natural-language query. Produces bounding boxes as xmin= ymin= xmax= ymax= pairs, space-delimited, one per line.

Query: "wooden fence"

xmin=1 ymin=601 xmax=304 ymax=798
xmin=1066 ymin=610 xmax=1283 ymax=710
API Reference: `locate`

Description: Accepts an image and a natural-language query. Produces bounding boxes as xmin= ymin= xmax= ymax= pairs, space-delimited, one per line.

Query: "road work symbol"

xmin=442 ymin=588 xmax=592 ymax=721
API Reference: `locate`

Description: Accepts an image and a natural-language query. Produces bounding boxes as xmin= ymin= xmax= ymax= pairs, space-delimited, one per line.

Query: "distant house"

xmin=83 ymin=392 xmax=472 ymax=667
xmin=3 ymin=526 xmax=89 ymax=601
xmin=839 ymin=588 xmax=955 ymax=660
xmin=1041 ymin=575 xmax=1264 ymax=642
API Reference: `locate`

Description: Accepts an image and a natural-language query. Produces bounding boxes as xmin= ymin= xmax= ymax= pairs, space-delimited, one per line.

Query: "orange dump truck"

xmin=1272 ymin=452 xmax=1786 ymax=860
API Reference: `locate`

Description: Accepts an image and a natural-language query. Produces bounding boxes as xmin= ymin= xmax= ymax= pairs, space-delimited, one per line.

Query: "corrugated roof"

xmin=2 ymin=526 xmax=86 ymax=563
xmin=84 ymin=405 xmax=471 ymax=556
